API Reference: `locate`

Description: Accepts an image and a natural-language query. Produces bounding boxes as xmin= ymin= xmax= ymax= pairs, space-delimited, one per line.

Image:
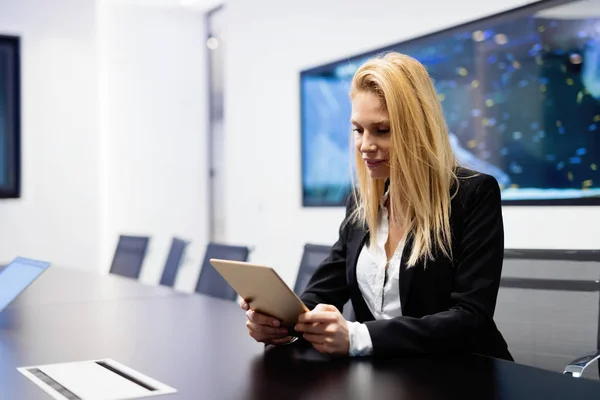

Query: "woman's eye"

xmin=352 ymin=128 xmax=364 ymax=134
xmin=377 ymin=129 xmax=390 ymax=134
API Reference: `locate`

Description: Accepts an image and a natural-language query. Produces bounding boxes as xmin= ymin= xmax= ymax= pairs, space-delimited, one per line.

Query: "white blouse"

xmin=347 ymin=191 xmax=405 ymax=356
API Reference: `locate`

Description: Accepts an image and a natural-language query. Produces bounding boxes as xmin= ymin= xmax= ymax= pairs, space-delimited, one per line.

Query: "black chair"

xmin=293 ymin=244 xmax=332 ymax=295
xmin=195 ymin=242 xmax=250 ymax=301
xmin=109 ymin=235 xmax=150 ymax=279
xmin=564 ymin=289 xmax=600 ymax=378
xmin=159 ymin=237 xmax=189 ymax=287
xmin=294 ymin=243 xmax=355 ymax=321
xmin=495 ymin=249 xmax=600 ymax=378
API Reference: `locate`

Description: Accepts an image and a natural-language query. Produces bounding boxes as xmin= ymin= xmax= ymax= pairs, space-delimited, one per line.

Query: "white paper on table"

xmin=17 ymin=358 xmax=177 ymax=400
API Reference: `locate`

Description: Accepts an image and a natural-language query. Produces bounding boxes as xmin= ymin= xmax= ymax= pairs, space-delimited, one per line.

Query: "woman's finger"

xmin=246 ymin=320 xmax=288 ymax=335
xmin=246 ymin=310 xmax=281 ymax=327
xmin=311 ymin=342 xmax=331 ymax=354
xmin=295 ymin=322 xmax=326 ymax=334
xmin=297 ymin=312 xmax=338 ymax=324
xmin=313 ymin=304 xmax=339 ymax=312
xmin=247 ymin=326 xmax=287 ymax=341
xmin=302 ymin=332 xmax=326 ymax=344
xmin=249 ymin=331 xmax=289 ymax=343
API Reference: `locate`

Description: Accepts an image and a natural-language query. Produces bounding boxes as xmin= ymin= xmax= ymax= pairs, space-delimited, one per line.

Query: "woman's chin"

xmin=367 ymin=169 xmax=390 ymax=180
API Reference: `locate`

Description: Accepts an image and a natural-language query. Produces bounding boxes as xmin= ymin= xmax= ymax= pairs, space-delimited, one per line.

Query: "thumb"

xmin=314 ymin=304 xmax=338 ymax=312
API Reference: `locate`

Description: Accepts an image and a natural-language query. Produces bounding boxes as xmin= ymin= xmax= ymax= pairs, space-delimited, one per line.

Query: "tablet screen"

xmin=0 ymin=257 xmax=51 ymax=312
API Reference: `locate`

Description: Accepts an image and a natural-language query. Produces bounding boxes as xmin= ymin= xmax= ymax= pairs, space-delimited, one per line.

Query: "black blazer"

xmin=300 ymin=168 xmax=513 ymax=361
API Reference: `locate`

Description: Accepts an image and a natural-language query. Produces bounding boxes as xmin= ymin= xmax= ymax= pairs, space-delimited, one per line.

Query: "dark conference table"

xmin=1 ymin=267 xmax=600 ymax=399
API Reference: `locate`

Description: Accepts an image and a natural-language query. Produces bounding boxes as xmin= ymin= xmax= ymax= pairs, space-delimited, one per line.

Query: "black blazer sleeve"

xmin=364 ymin=175 xmax=504 ymax=355
xmin=299 ymin=196 xmax=354 ymax=313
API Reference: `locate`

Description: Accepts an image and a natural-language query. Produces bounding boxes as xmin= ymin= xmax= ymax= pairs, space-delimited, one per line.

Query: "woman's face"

xmin=351 ymin=91 xmax=391 ymax=179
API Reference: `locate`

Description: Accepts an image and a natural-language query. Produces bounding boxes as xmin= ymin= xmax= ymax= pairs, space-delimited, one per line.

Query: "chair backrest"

xmin=195 ymin=242 xmax=250 ymax=301
xmin=109 ymin=235 xmax=150 ymax=279
xmin=159 ymin=237 xmax=189 ymax=287
xmin=294 ymin=243 xmax=355 ymax=321
xmin=293 ymin=243 xmax=331 ymax=295
xmin=496 ymin=249 xmax=600 ymax=374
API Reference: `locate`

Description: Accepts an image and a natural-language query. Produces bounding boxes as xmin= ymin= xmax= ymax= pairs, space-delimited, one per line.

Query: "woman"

xmin=242 ymin=52 xmax=512 ymax=360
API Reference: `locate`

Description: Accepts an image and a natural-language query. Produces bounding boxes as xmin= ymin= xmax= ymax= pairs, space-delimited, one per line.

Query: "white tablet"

xmin=209 ymin=258 xmax=309 ymax=326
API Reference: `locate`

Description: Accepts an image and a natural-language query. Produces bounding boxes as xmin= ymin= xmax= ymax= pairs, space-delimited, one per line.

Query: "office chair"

xmin=159 ymin=237 xmax=189 ymax=287
xmin=497 ymin=249 xmax=600 ymax=378
xmin=294 ymin=243 xmax=355 ymax=321
xmin=109 ymin=235 xmax=150 ymax=279
xmin=564 ymin=287 xmax=600 ymax=378
xmin=294 ymin=243 xmax=331 ymax=295
xmin=195 ymin=242 xmax=250 ymax=301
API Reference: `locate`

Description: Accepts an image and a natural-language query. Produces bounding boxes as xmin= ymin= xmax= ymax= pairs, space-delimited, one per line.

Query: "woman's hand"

xmin=240 ymin=299 xmax=293 ymax=345
xmin=295 ymin=304 xmax=349 ymax=355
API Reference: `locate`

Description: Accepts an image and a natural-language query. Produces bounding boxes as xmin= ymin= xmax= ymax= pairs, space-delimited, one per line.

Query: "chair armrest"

xmin=564 ymin=350 xmax=600 ymax=377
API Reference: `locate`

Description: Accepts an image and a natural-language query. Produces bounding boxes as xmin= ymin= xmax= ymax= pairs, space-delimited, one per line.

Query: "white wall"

xmin=98 ymin=1 xmax=209 ymax=291
xmin=0 ymin=0 xmax=101 ymax=270
xmin=223 ymin=0 xmax=600 ymax=287
xmin=0 ymin=0 xmax=210 ymax=292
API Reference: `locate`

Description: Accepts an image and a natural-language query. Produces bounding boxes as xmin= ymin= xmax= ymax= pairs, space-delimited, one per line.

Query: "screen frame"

xmin=299 ymin=0 xmax=599 ymax=207
xmin=0 ymin=35 xmax=21 ymax=199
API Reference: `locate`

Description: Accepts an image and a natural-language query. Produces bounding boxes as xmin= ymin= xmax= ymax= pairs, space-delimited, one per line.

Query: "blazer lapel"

xmin=347 ymin=227 xmax=374 ymax=321
xmin=399 ymin=231 xmax=416 ymax=315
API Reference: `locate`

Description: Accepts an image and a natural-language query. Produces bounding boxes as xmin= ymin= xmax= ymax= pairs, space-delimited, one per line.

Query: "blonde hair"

xmin=349 ymin=52 xmax=459 ymax=267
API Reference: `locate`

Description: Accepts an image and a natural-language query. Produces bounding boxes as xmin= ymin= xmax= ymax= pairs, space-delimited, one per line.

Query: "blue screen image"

xmin=301 ymin=6 xmax=600 ymax=206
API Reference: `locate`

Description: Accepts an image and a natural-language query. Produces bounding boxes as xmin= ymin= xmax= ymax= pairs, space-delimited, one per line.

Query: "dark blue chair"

xmin=564 ymin=287 xmax=600 ymax=378
xmin=293 ymin=243 xmax=331 ymax=295
xmin=294 ymin=243 xmax=355 ymax=321
xmin=109 ymin=235 xmax=150 ymax=279
xmin=195 ymin=242 xmax=250 ymax=301
xmin=159 ymin=237 xmax=189 ymax=287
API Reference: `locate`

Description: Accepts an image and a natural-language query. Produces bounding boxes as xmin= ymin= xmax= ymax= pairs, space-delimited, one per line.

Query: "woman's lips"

xmin=365 ymin=159 xmax=386 ymax=168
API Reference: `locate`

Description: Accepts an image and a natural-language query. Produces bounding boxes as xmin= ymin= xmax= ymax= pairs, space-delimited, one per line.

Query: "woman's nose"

xmin=361 ymin=136 xmax=376 ymax=153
